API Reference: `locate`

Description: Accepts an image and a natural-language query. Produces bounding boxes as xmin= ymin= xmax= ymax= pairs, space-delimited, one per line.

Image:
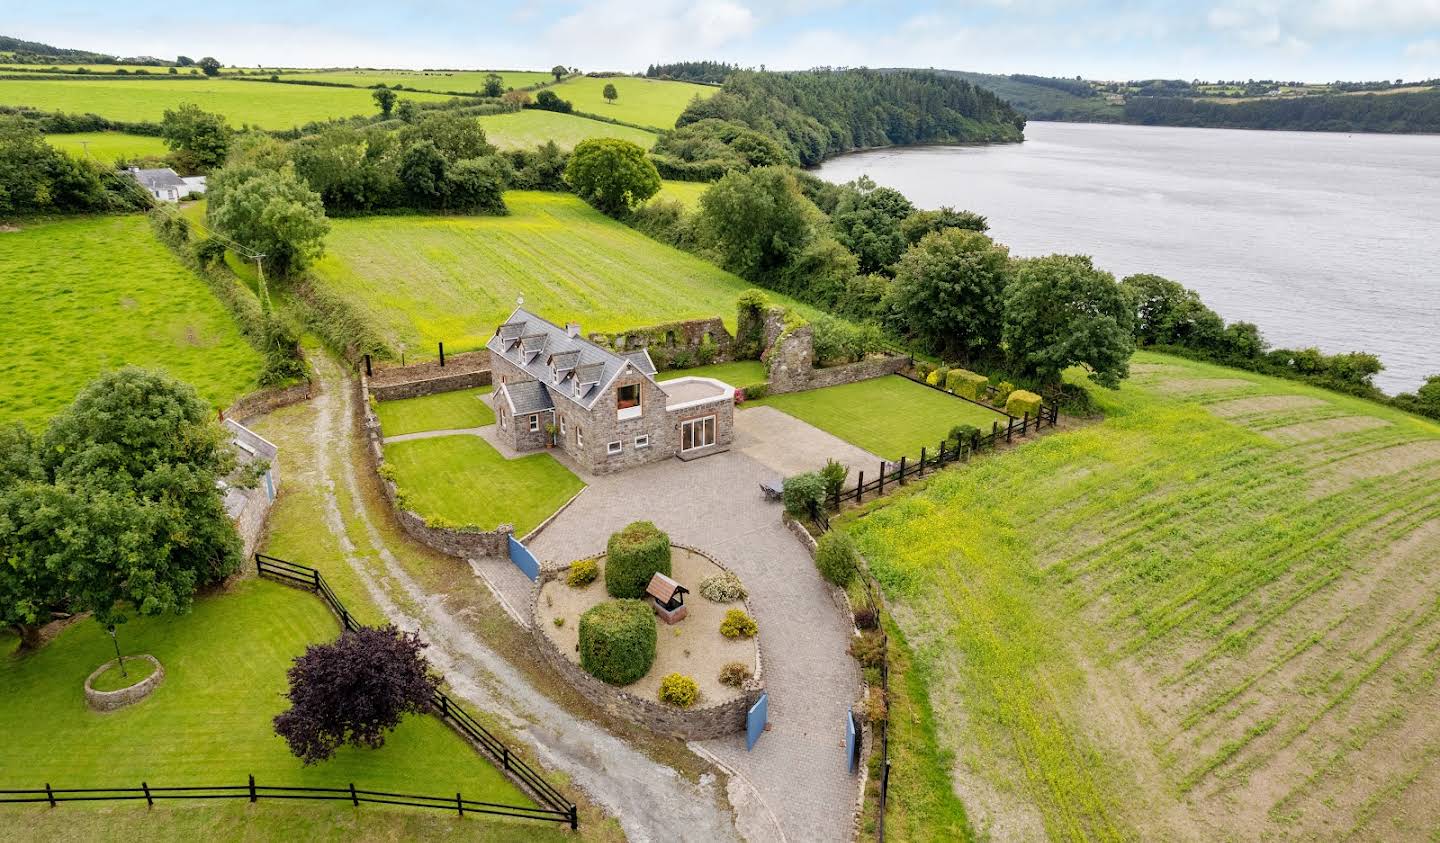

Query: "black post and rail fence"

xmin=0 ymin=555 xmax=579 ymax=830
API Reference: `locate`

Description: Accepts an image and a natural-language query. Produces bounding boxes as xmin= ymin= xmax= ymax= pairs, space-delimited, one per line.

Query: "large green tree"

xmin=1003 ymin=255 xmax=1135 ymax=389
xmin=900 ymin=207 xmax=989 ymax=244
xmin=0 ymin=116 xmax=131 ymax=215
xmin=161 ymin=102 xmax=230 ymax=172
xmin=830 ymin=177 xmax=915 ymax=274
xmin=0 ymin=369 xmax=245 ymax=652
xmin=887 ymin=229 xmax=1012 ymax=362
xmin=697 ymin=165 xmax=822 ymax=280
xmin=207 ymin=164 xmax=330 ymax=277
xmin=371 ymin=87 xmax=397 ymax=118
xmin=1120 ymin=273 xmax=1225 ymax=350
xmin=482 ymin=73 xmax=504 ymax=97
xmin=197 ymin=56 xmax=221 ymax=77
xmin=564 ymin=137 xmax=661 ymax=216
xmin=397 ymin=112 xmax=495 ymax=162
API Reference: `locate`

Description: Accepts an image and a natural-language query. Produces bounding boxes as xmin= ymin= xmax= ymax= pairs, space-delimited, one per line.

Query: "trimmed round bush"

xmin=815 ymin=531 xmax=858 ymax=587
xmin=718 ymin=661 xmax=753 ymax=687
xmin=720 ymin=608 xmax=758 ymax=639
xmin=1006 ymin=389 xmax=1044 ymax=419
xmin=699 ymin=571 xmax=747 ymax=603
xmin=658 ymin=673 xmax=700 ymax=708
xmin=578 ymin=599 xmax=657 ymax=685
xmin=781 ymin=472 xmax=826 ymax=517
xmin=566 ymin=558 xmax=599 ymax=588
xmin=605 ymin=521 xmax=672 ymax=598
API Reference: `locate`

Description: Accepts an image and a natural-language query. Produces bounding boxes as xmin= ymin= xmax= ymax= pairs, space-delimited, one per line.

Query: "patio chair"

xmin=760 ymin=477 xmax=784 ymax=502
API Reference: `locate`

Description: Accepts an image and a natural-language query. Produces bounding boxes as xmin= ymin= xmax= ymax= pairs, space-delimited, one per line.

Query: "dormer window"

xmin=617 ymin=384 xmax=642 ymax=420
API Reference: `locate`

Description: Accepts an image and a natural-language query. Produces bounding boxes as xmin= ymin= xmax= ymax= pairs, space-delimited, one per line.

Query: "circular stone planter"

xmin=84 ymin=655 xmax=164 ymax=712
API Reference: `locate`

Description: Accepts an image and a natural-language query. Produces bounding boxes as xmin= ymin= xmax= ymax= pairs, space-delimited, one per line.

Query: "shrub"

xmin=720 ymin=609 xmax=758 ymax=639
xmin=782 ymin=472 xmax=826 ymax=517
xmin=947 ymin=424 xmax=980 ymax=449
xmin=819 ymin=458 xmax=848 ymax=502
xmin=863 ymin=687 xmax=888 ymax=723
xmin=566 ymin=558 xmax=599 ymax=588
xmin=1006 ymin=389 xmax=1044 ymax=419
xmin=848 ymin=632 xmax=886 ymax=668
xmin=853 ymin=606 xmax=879 ymax=630
xmin=925 ymin=369 xmax=941 ymax=386
xmin=991 ymin=380 xmax=1016 ymax=407
xmin=933 ymin=365 xmax=950 ymax=388
xmin=658 ymin=673 xmax=700 ymax=707
xmin=815 ymin=531 xmax=858 ymax=587
xmin=739 ymin=382 xmax=769 ymax=401
xmin=914 ymin=360 xmax=934 ymax=380
xmin=946 ymin=368 xmax=989 ymax=400
xmin=718 ymin=661 xmax=753 ymax=687
xmin=605 ymin=521 xmax=672 ymax=598
xmin=699 ymin=571 xmax=747 ymax=603
xmin=578 ymin=600 xmax=657 ymax=685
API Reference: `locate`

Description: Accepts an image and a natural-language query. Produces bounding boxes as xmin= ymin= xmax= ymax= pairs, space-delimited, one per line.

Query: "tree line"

xmin=644 ymin=61 xmax=737 ymax=84
xmin=1124 ymin=90 xmax=1440 ymax=133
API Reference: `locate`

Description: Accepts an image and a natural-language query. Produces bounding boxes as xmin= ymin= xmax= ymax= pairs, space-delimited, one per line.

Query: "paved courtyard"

xmin=520 ymin=405 xmax=875 ymax=842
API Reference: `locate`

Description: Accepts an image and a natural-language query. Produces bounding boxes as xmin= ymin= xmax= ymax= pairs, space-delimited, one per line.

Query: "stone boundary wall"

xmin=764 ymin=321 xmax=909 ymax=396
xmin=367 ymin=350 xmax=493 ymax=401
xmin=84 ymin=655 xmax=165 ymax=712
xmin=527 ymin=545 xmax=765 ymax=740
xmin=357 ymin=372 xmax=513 ymax=560
xmin=222 ymin=380 xmax=313 ymax=423
xmin=589 ymin=316 xmax=736 ymax=371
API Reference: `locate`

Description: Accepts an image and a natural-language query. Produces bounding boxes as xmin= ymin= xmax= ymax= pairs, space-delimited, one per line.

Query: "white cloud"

xmin=1307 ymin=0 xmax=1440 ymax=32
xmin=543 ymin=0 xmax=756 ymax=69
xmin=1405 ymin=37 xmax=1440 ymax=59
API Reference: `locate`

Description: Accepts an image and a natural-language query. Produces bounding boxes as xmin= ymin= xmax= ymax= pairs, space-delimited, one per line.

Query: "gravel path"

xmin=294 ymin=354 xmax=740 ymax=842
xmin=527 ymin=407 xmax=865 ymax=842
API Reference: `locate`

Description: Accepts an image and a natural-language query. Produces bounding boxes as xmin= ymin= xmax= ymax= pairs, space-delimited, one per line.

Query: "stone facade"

xmin=529 ymin=548 xmax=764 ymax=740
xmin=84 ymin=655 xmax=165 ymax=712
xmin=589 ymin=317 xmax=735 ymax=371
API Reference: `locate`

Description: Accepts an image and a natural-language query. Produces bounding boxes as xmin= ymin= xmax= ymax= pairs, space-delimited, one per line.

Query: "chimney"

xmin=566 ymin=322 xmax=581 ymax=338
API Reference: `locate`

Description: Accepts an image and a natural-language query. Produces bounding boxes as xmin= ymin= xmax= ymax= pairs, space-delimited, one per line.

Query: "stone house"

xmin=220 ymin=418 xmax=279 ymax=558
xmin=487 ymin=307 xmax=735 ymax=474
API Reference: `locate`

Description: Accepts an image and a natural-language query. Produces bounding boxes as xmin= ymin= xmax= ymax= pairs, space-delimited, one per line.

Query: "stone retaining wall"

xmin=222 ymin=380 xmax=313 ymax=423
xmin=357 ymin=372 xmax=513 ymax=560
xmin=84 ymin=655 xmax=164 ymax=712
xmin=366 ymin=351 xmax=493 ymax=401
xmin=528 ymin=546 xmax=764 ymax=740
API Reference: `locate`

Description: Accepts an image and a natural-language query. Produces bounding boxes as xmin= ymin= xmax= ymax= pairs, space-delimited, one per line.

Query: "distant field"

xmin=46 ymin=131 xmax=168 ymax=161
xmin=846 ymin=352 xmax=1440 ymax=840
xmin=0 ymin=64 xmax=255 ymax=75
xmin=549 ymin=76 xmax=716 ymax=130
xmin=0 ymin=215 xmax=262 ymax=428
xmin=283 ymin=69 xmax=553 ymax=93
xmin=476 ymin=109 xmax=657 ymax=150
xmin=308 ymin=191 xmax=822 ymax=358
xmin=0 ymin=78 xmax=461 ymax=129
xmin=650 ymin=179 xmax=709 ymax=209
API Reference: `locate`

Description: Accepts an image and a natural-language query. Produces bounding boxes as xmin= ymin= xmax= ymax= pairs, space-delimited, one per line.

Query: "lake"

xmin=815 ymin=121 xmax=1440 ymax=394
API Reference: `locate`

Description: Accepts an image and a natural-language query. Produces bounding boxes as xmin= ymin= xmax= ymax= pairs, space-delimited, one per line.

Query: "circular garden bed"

xmin=537 ymin=546 xmax=758 ymax=707
xmin=84 ymin=654 xmax=164 ymax=712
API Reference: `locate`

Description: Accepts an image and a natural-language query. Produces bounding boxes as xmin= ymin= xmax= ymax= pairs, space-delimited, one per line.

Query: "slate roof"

xmin=500 ymin=379 xmax=554 ymax=415
xmin=130 ymin=167 xmax=186 ymax=191
xmin=485 ymin=307 xmax=656 ymax=412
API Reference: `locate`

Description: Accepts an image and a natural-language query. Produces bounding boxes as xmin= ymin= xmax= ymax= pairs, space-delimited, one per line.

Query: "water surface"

xmin=816 ymin=122 xmax=1440 ymax=394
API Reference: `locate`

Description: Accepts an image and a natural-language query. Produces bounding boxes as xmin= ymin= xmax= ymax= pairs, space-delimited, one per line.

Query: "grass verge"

xmin=376 ymin=387 xmax=495 ymax=436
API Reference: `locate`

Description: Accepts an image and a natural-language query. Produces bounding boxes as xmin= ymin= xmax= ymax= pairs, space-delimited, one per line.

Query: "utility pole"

xmin=253 ymin=254 xmax=269 ymax=310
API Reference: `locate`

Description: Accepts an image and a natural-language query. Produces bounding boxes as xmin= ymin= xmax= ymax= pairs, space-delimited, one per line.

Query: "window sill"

xmin=617 ymin=406 xmax=643 ymax=421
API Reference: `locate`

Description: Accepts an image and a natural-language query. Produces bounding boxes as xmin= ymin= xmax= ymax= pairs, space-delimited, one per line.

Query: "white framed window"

xmin=681 ymin=415 xmax=716 ymax=452
xmin=617 ymin=383 xmax=642 ymax=421
xmin=560 ymin=417 xmax=566 ymax=436
xmin=529 ymin=414 xmax=540 ymax=432
xmin=634 ymin=434 xmax=650 ymax=449
xmin=577 ymin=426 xmax=584 ymax=448
xmin=607 ymin=440 xmax=622 ymax=455
xmin=500 ymin=408 xmax=507 ymax=430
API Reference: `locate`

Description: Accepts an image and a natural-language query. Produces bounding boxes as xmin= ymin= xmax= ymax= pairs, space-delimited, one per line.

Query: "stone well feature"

xmin=84 ymin=654 xmax=165 ymax=712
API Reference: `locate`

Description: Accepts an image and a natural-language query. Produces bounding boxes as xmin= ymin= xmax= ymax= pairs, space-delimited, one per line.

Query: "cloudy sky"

xmin=9 ymin=0 xmax=1439 ymax=82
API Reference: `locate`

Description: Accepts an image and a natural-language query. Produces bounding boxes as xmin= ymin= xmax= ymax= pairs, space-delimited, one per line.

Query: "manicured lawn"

xmin=308 ymin=191 xmax=825 ymax=358
xmin=0 ymin=578 xmax=529 ymax=805
xmin=46 ymin=131 xmax=169 ymax=161
xmin=649 ymin=179 xmax=709 ymax=210
xmin=0 ymin=78 xmax=460 ymax=129
xmin=0 ymin=215 xmax=263 ymax=429
xmin=283 ymin=69 xmax=554 ymax=93
xmin=657 ymin=360 xmax=767 ymax=386
xmin=88 ymin=656 xmax=159 ymax=691
xmin=384 ymin=435 xmax=585 ymax=534
xmin=377 ymin=387 xmax=494 ymax=436
xmin=843 ymin=353 xmax=1440 ymax=840
xmin=751 ymin=375 xmax=1008 ymax=461
xmin=548 ymin=76 xmax=716 ymax=130
xmin=476 ymin=109 xmax=658 ymax=150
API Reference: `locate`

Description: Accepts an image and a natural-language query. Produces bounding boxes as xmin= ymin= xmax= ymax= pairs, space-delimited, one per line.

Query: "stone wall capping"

xmin=84 ymin=654 xmax=164 ymax=712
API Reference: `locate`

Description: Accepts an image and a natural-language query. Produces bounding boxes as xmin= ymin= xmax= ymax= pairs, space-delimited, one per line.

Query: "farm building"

xmin=126 ymin=167 xmax=204 ymax=201
xmin=221 ymin=418 xmax=279 ymax=558
xmin=487 ymin=307 xmax=734 ymax=474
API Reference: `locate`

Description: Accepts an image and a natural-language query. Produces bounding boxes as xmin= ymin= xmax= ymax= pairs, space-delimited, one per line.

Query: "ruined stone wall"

xmin=589 ymin=317 xmax=735 ymax=371
xmin=762 ymin=317 xmax=908 ymax=396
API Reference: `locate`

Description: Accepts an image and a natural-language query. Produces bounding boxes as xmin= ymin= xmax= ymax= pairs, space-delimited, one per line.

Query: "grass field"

xmin=752 ymin=376 xmax=1008 ymax=461
xmin=0 ymin=64 xmax=251 ymax=75
xmin=0 ymin=215 xmax=262 ymax=429
xmin=476 ymin=109 xmax=657 ymax=150
xmin=384 ymin=435 xmax=585 ymax=535
xmin=657 ymin=360 xmax=766 ymax=386
xmin=548 ymin=76 xmax=716 ymax=130
xmin=650 ymin=179 xmax=709 ymax=210
xmin=376 ymin=387 xmax=494 ymax=436
xmin=844 ymin=352 xmax=1440 ymax=840
xmin=0 ymin=578 xmax=527 ymax=804
xmin=0 ymin=78 xmax=460 ymax=129
xmin=308 ymin=191 xmax=821 ymax=358
xmin=46 ymin=131 xmax=168 ymax=161
xmin=283 ymin=69 xmax=553 ymax=93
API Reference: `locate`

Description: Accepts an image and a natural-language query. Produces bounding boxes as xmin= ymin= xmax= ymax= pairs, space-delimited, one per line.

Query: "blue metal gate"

xmin=507 ymin=535 xmax=540 ymax=582
xmin=746 ymin=693 xmax=768 ymax=751
xmin=846 ymin=708 xmax=861 ymax=773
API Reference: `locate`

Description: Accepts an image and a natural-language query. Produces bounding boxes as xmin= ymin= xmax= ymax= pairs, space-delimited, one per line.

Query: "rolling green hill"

xmin=476 ymin=109 xmax=657 ymax=150
xmin=942 ymin=70 xmax=1124 ymax=122
xmin=549 ymin=75 xmax=716 ymax=130
xmin=279 ymin=68 xmax=553 ymax=94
